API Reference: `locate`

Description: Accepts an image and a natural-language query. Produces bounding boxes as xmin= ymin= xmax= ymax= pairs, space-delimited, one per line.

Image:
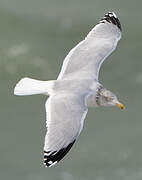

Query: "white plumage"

xmin=14 ymin=12 xmax=122 ymax=167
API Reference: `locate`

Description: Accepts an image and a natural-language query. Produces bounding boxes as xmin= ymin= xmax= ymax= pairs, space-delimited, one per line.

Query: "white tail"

xmin=14 ymin=77 xmax=53 ymax=96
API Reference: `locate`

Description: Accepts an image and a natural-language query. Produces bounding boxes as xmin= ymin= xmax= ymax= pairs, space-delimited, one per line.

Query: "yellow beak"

xmin=116 ymin=102 xmax=125 ymax=110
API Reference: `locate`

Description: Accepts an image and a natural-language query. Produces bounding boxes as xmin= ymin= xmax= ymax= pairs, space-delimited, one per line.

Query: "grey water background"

xmin=0 ymin=0 xmax=142 ymax=179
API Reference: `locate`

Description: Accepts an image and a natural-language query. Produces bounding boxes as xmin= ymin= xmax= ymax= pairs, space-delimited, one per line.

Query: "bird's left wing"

xmin=43 ymin=93 xmax=88 ymax=167
xmin=57 ymin=12 xmax=122 ymax=81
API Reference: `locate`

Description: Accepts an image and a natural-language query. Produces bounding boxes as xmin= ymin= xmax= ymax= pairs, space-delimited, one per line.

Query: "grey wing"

xmin=57 ymin=12 xmax=122 ymax=81
xmin=43 ymin=93 xmax=88 ymax=167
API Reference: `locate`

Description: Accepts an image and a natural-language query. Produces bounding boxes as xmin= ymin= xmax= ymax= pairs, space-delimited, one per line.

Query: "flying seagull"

xmin=14 ymin=12 xmax=125 ymax=167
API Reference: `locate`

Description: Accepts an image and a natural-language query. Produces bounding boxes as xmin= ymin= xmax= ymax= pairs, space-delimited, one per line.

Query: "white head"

xmin=96 ymin=87 xmax=125 ymax=109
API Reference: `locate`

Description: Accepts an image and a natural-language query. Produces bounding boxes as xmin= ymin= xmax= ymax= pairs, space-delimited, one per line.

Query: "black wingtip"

xmin=43 ymin=140 xmax=76 ymax=167
xmin=99 ymin=12 xmax=122 ymax=31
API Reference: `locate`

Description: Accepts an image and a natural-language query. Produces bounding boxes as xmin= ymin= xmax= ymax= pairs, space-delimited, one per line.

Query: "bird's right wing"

xmin=57 ymin=12 xmax=122 ymax=81
xmin=43 ymin=93 xmax=88 ymax=167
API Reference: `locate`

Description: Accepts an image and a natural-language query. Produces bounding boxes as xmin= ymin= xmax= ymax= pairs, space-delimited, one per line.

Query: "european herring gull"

xmin=14 ymin=12 xmax=125 ymax=167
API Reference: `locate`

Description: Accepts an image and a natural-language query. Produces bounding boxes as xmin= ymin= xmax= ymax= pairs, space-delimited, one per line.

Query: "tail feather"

xmin=14 ymin=77 xmax=53 ymax=96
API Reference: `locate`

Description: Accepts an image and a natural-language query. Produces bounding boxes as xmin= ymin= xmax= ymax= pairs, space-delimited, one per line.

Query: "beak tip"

xmin=121 ymin=106 xmax=125 ymax=110
xmin=116 ymin=102 xmax=125 ymax=110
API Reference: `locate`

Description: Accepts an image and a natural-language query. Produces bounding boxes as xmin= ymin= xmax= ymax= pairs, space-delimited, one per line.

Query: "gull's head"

xmin=96 ymin=87 xmax=125 ymax=109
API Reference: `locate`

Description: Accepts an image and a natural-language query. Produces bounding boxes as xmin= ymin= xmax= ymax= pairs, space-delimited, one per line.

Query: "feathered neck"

xmin=95 ymin=85 xmax=104 ymax=106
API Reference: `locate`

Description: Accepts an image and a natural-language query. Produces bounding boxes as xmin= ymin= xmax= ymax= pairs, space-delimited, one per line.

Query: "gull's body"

xmin=14 ymin=12 xmax=124 ymax=167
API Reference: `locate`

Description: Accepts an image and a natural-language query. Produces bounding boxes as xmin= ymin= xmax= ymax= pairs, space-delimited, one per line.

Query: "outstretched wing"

xmin=43 ymin=93 xmax=88 ymax=167
xmin=57 ymin=12 xmax=122 ymax=81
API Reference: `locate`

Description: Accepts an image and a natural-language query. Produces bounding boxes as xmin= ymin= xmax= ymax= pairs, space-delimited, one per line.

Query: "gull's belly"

xmin=51 ymin=79 xmax=99 ymax=96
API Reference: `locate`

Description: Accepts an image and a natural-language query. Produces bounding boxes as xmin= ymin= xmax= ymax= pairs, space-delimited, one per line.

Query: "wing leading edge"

xmin=58 ymin=12 xmax=121 ymax=81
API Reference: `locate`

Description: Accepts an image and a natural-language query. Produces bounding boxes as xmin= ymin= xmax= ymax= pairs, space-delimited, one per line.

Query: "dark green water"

xmin=1 ymin=0 xmax=142 ymax=179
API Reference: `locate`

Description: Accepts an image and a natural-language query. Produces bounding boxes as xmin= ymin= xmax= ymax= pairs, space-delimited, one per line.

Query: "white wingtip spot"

xmin=49 ymin=161 xmax=57 ymax=167
xmin=112 ymin=12 xmax=117 ymax=18
xmin=43 ymin=162 xmax=48 ymax=168
xmin=44 ymin=152 xmax=52 ymax=156
xmin=48 ymin=161 xmax=53 ymax=164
